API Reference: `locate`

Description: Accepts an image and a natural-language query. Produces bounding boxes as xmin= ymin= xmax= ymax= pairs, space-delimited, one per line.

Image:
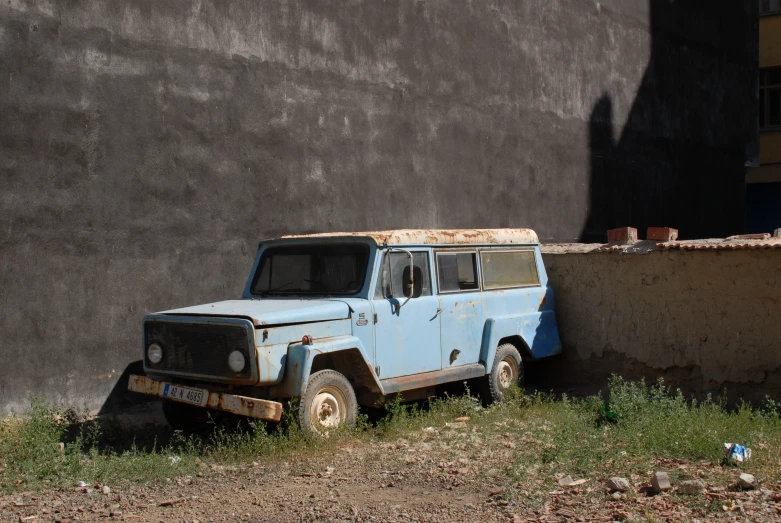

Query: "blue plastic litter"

xmin=724 ymin=442 xmax=752 ymax=463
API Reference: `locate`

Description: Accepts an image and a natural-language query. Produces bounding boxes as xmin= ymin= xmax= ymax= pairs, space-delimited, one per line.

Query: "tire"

xmin=162 ymin=399 xmax=214 ymax=432
xmin=482 ymin=343 xmax=524 ymax=404
xmin=299 ymin=370 xmax=358 ymax=438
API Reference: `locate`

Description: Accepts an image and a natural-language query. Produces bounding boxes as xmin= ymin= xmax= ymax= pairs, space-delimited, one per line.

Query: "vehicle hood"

xmin=160 ymin=299 xmax=350 ymax=327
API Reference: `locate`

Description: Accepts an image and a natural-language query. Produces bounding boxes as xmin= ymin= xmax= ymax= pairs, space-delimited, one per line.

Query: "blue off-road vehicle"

xmin=129 ymin=229 xmax=562 ymax=435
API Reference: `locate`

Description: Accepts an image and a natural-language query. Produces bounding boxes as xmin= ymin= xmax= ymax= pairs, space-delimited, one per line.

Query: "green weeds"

xmin=1 ymin=377 xmax=780 ymax=492
xmin=505 ymin=377 xmax=781 ymax=491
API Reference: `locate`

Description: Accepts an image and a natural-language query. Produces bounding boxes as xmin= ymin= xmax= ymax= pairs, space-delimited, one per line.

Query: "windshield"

xmin=250 ymin=243 xmax=369 ymax=296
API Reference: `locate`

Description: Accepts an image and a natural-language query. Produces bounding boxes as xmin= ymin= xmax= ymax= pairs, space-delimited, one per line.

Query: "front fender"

xmin=269 ymin=336 xmax=383 ymax=398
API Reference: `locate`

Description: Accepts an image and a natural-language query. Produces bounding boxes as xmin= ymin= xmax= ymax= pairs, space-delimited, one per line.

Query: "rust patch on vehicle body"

xmin=209 ymin=393 xmax=282 ymax=421
xmin=128 ymin=374 xmax=161 ymax=395
xmin=127 ymin=375 xmax=282 ymax=422
xmin=380 ymin=364 xmax=485 ymax=394
xmin=279 ymin=228 xmax=539 ymax=246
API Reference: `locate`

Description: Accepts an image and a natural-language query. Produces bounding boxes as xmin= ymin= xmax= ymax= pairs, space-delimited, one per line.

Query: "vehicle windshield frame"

xmin=249 ymin=242 xmax=370 ymax=297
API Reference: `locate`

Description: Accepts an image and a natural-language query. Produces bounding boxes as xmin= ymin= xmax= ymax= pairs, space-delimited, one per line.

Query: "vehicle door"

xmin=371 ymin=249 xmax=441 ymax=379
xmin=435 ymin=250 xmax=486 ymax=368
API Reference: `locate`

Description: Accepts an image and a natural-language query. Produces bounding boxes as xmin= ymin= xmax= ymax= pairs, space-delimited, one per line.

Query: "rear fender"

xmin=480 ymin=312 xmax=563 ymax=371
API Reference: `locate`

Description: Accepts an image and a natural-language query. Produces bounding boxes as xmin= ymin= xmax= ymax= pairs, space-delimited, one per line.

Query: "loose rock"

xmin=558 ymin=475 xmax=574 ymax=487
xmin=651 ymin=472 xmax=671 ymax=493
xmin=605 ymin=477 xmax=630 ymax=492
xmin=738 ymin=473 xmax=755 ymax=490
xmin=557 ymin=475 xmax=586 ymax=487
xmin=678 ymin=480 xmax=705 ymax=494
xmin=102 ymin=485 xmax=111 ymax=495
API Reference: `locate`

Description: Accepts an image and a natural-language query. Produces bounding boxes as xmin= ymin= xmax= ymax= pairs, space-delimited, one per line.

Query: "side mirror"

xmin=402 ymin=265 xmax=422 ymax=298
xmin=390 ymin=248 xmax=415 ymax=312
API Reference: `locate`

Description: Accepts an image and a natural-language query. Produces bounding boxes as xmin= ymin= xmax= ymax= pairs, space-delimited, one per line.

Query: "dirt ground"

xmin=2 ymin=416 xmax=781 ymax=523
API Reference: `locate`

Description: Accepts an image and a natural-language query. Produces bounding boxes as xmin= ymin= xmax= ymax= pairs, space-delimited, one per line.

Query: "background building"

xmin=747 ymin=0 xmax=781 ymax=233
xmin=0 ymin=1 xmax=759 ymax=413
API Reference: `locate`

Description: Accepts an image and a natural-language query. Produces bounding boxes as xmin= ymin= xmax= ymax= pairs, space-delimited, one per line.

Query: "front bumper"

xmin=128 ymin=375 xmax=282 ymax=422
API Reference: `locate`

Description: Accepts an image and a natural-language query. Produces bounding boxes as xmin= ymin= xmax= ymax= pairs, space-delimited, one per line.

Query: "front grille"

xmin=144 ymin=319 xmax=254 ymax=380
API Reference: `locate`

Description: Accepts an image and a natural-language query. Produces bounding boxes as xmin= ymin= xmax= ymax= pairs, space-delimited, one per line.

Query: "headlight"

xmin=228 ymin=350 xmax=246 ymax=372
xmin=147 ymin=343 xmax=163 ymax=364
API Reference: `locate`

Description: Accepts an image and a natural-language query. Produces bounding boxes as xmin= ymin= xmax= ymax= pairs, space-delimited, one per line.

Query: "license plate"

xmin=162 ymin=383 xmax=209 ymax=406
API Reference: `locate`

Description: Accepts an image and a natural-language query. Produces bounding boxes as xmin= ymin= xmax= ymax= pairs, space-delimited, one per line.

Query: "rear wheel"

xmin=299 ymin=370 xmax=357 ymax=438
xmin=482 ymin=343 xmax=524 ymax=404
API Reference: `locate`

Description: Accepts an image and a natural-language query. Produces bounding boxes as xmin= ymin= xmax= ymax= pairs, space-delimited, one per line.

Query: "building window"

xmin=760 ymin=68 xmax=781 ymax=129
xmin=761 ymin=0 xmax=781 ymax=15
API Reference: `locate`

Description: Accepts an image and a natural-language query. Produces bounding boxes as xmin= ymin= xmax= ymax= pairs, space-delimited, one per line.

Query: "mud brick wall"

xmin=0 ymin=1 xmax=757 ymax=413
xmin=540 ymin=249 xmax=781 ymax=403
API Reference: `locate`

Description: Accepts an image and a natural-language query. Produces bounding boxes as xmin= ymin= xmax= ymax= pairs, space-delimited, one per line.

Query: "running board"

xmin=380 ymin=364 xmax=486 ymax=395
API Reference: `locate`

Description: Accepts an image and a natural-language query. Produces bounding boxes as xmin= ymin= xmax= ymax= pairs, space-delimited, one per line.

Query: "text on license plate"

xmin=163 ymin=383 xmax=209 ymax=406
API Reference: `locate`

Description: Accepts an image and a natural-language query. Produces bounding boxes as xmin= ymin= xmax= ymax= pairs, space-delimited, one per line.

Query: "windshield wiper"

xmin=258 ymin=281 xmax=294 ymax=295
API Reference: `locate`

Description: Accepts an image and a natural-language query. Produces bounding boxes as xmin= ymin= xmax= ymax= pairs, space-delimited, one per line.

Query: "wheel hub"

xmin=497 ymin=360 xmax=514 ymax=389
xmin=311 ymin=391 xmax=341 ymax=429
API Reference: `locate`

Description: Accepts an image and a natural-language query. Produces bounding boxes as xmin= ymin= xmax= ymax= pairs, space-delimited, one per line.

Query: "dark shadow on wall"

xmin=581 ymin=0 xmax=758 ymax=242
xmin=97 ymin=360 xmax=154 ymax=416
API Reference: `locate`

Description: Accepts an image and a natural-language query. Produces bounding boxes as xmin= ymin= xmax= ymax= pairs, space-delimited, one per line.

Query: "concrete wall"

xmin=0 ymin=0 xmax=758 ymax=413
xmin=540 ymin=249 xmax=781 ymax=403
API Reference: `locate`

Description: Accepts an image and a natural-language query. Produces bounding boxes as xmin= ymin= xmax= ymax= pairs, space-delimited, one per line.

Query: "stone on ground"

xmin=678 ymin=480 xmax=705 ymax=494
xmin=739 ymin=473 xmax=755 ymax=490
xmin=651 ymin=472 xmax=671 ymax=493
xmin=605 ymin=477 xmax=630 ymax=492
xmin=558 ymin=475 xmax=574 ymax=487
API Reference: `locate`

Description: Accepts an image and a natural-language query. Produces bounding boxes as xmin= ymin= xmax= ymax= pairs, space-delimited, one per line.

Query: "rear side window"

xmin=374 ymin=252 xmax=431 ymax=299
xmin=436 ymin=252 xmax=479 ymax=293
xmin=481 ymin=250 xmax=540 ymax=289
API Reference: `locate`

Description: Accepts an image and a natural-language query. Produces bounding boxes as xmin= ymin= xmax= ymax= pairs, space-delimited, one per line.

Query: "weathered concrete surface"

xmin=540 ymin=249 xmax=781 ymax=402
xmin=581 ymin=0 xmax=759 ymax=241
xmin=0 ymin=0 xmax=758 ymax=413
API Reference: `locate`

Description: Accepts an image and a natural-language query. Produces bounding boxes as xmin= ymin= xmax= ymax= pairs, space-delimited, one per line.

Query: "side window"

xmin=374 ymin=252 xmax=431 ymax=299
xmin=481 ymin=250 xmax=540 ymax=289
xmin=437 ymin=252 xmax=479 ymax=293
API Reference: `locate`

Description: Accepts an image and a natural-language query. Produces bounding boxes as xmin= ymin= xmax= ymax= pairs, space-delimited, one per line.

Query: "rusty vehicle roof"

xmin=279 ymin=228 xmax=539 ymax=246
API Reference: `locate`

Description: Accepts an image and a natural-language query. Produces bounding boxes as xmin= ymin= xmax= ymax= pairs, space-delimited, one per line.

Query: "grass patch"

xmin=0 ymin=398 xmax=333 ymax=491
xmin=1 ymin=377 xmax=780 ymax=494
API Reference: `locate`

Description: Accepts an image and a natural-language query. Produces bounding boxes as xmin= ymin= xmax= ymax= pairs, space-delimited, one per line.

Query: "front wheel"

xmin=299 ymin=370 xmax=358 ymax=438
xmin=481 ymin=343 xmax=524 ymax=404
